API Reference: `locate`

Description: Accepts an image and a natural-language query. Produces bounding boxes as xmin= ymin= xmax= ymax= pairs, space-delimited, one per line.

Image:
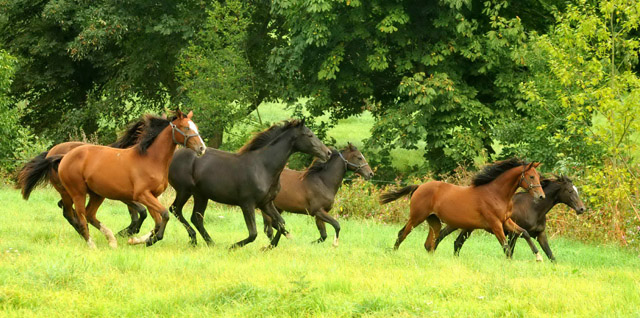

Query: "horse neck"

xmin=537 ymin=182 xmax=561 ymax=215
xmin=315 ymin=155 xmax=347 ymax=194
xmin=487 ymin=167 xmax=524 ymax=201
xmin=144 ymin=126 xmax=177 ymax=168
xmin=254 ymin=129 xmax=296 ymax=175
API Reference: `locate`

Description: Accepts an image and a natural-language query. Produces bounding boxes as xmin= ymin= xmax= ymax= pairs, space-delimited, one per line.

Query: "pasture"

xmin=1 ymin=186 xmax=638 ymax=317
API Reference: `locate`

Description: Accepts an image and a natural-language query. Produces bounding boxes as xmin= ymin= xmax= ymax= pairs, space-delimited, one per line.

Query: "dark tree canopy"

xmin=0 ymin=0 xmax=208 ymax=138
xmin=269 ymin=0 xmax=561 ymax=174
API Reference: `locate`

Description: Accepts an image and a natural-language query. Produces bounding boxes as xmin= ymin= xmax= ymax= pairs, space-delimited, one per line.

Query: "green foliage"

xmin=0 ymin=51 xmax=49 ymax=175
xmin=270 ymin=0 xmax=559 ymax=175
xmin=504 ymin=0 xmax=640 ymax=244
xmin=0 ymin=0 xmax=208 ymax=141
xmin=176 ymin=0 xmax=284 ymax=149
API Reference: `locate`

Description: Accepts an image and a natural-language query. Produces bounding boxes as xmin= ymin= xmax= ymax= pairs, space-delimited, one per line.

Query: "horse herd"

xmin=16 ymin=109 xmax=586 ymax=262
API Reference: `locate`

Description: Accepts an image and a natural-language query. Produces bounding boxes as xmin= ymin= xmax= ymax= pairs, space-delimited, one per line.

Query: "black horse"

xmin=168 ymin=119 xmax=331 ymax=248
xmin=435 ymin=175 xmax=586 ymax=261
xmin=263 ymin=143 xmax=375 ymax=245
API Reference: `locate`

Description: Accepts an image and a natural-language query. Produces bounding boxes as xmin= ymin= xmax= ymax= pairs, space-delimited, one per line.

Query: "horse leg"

xmin=505 ymin=231 xmax=518 ymax=258
xmin=313 ymin=216 xmax=328 ymax=244
xmin=117 ymin=201 xmax=146 ymax=237
xmin=536 ymin=231 xmax=555 ymax=262
xmin=434 ymin=225 xmax=458 ymax=250
xmin=394 ymin=213 xmax=428 ymax=250
xmin=262 ymin=212 xmax=274 ymax=241
xmin=169 ymin=190 xmax=198 ymax=245
xmin=316 ymin=209 xmax=340 ymax=247
xmin=261 ymin=202 xmax=287 ymax=248
xmin=230 ymin=203 xmax=257 ymax=248
xmin=489 ymin=220 xmax=509 ymax=255
xmin=453 ymin=229 xmax=473 ymax=256
xmin=190 ymin=193 xmax=213 ymax=246
xmin=128 ymin=192 xmax=169 ymax=247
xmin=58 ymin=191 xmax=83 ymax=236
xmin=424 ymin=215 xmax=441 ymax=252
xmin=504 ymin=218 xmax=542 ymax=262
xmin=84 ymin=193 xmax=116 ymax=248
xmin=69 ymin=194 xmax=95 ymax=249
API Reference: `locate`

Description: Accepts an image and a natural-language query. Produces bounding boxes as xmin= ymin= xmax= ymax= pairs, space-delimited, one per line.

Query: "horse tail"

xmin=379 ymin=185 xmax=419 ymax=204
xmin=15 ymin=152 xmax=63 ymax=200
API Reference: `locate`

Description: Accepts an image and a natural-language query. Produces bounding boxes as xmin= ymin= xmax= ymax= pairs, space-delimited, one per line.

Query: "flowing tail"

xmin=15 ymin=152 xmax=63 ymax=200
xmin=379 ymin=185 xmax=419 ymax=204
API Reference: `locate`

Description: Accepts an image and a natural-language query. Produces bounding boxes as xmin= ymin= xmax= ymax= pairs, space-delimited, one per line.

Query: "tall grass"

xmin=1 ymin=186 xmax=639 ymax=317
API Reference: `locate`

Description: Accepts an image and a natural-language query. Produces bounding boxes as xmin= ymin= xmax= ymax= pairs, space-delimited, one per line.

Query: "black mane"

xmin=302 ymin=148 xmax=340 ymax=178
xmin=137 ymin=115 xmax=173 ymax=155
xmin=471 ymin=158 xmax=529 ymax=187
xmin=541 ymin=175 xmax=572 ymax=188
xmin=238 ymin=120 xmax=302 ymax=154
xmin=109 ymin=119 xmax=146 ymax=149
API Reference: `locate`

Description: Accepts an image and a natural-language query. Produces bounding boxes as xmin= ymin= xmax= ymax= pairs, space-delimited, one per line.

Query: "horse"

xmin=262 ymin=143 xmax=374 ymax=246
xmin=380 ymin=158 xmax=546 ymax=261
xmin=22 ymin=110 xmax=206 ymax=248
xmin=435 ymin=175 xmax=586 ymax=261
xmin=168 ymin=119 xmax=332 ymax=249
xmin=16 ymin=119 xmax=148 ymax=237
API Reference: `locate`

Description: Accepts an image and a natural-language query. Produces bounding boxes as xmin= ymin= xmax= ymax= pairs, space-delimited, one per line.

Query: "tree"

xmin=269 ymin=0 xmax=560 ymax=175
xmin=0 ymin=0 xmax=208 ymax=141
xmin=176 ymin=0 xmax=284 ymax=148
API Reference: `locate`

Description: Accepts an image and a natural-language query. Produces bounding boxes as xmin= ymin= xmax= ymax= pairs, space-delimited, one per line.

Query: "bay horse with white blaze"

xmin=168 ymin=119 xmax=332 ymax=249
xmin=16 ymin=119 xmax=148 ymax=237
xmin=380 ymin=158 xmax=546 ymax=261
xmin=435 ymin=175 xmax=586 ymax=261
xmin=38 ymin=110 xmax=205 ymax=248
xmin=263 ymin=143 xmax=374 ymax=246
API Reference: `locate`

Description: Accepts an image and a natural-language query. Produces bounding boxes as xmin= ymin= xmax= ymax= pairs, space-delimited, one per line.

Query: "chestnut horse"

xmin=27 ymin=110 xmax=206 ymax=248
xmin=262 ymin=143 xmax=374 ymax=246
xmin=380 ymin=158 xmax=546 ymax=261
xmin=168 ymin=119 xmax=332 ymax=249
xmin=16 ymin=119 xmax=147 ymax=237
xmin=435 ymin=175 xmax=586 ymax=261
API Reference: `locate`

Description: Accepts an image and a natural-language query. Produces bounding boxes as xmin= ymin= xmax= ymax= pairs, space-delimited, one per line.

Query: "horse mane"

xmin=541 ymin=174 xmax=572 ymax=188
xmin=109 ymin=119 xmax=146 ymax=149
xmin=302 ymin=148 xmax=340 ymax=178
xmin=238 ymin=120 xmax=302 ymax=154
xmin=471 ymin=158 xmax=529 ymax=187
xmin=137 ymin=114 xmax=176 ymax=155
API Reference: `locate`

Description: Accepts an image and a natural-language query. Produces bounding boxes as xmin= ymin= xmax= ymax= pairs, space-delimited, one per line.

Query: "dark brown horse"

xmin=16 ymin=120 xmax=147 ymax=237
xmin=435 ymin=175 xmax=586 ymax=261
xmin=263 ymin=143 xmax=374 ymax=246
xmin=168 ymin=119 xmax=332 ymax=249
xmin=21 ymin=110 xmax=206 ymax=248
xmin=380 ymin=158 xmax=546 ymax=261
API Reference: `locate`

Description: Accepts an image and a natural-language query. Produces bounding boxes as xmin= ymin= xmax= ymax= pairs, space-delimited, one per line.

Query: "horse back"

xmin=48 ymin=141 xmax=87 ymax=157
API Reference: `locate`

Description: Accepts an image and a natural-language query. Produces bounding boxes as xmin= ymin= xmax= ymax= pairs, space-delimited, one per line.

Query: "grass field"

xmin=1 ymin=186 xmax=639 ymax=317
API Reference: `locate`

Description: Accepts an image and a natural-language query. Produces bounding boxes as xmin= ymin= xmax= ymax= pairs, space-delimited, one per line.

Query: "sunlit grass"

xmin=1 ymin=186 xmax=639 ymax=317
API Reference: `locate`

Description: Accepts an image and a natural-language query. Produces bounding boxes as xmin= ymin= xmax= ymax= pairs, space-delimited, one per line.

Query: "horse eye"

xmin=529 ymin=175 xmax=534 ymax=179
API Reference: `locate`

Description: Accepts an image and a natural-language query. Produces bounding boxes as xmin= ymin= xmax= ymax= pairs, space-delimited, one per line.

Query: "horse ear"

xmin=187 ymin=110 xmax=193 ymax=119
xmin=347 ymin=142 xmax=356 ymax=150
xmin=525 ymin=162 xmax=534 ymax=171
xmin=300 ymin=118 xmax=306 ymax=126
xmin=533 ymin=162 xmax=542 ymax=168
xmin=175 ymin=109 xmax=184 ymax=118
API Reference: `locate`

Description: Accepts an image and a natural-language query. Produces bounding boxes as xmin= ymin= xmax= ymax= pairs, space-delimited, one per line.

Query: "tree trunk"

xmin=209 ymin=124 xmax=224 ymax=149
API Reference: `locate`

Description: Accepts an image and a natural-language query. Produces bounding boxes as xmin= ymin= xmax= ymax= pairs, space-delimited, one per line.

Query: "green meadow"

xmin=1 ymin=186 xmax=639 ymax=317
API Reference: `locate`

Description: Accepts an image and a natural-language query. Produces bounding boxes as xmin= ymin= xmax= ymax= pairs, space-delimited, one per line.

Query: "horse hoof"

xmin=260 ymin=245 xmax=274 ymax=252
xmin=108 ymin=241 xmax=118 ymax=249
xmin=285 ymin=233 xmax=292 ymax=239
xmin=127 ymin=237 xmax=139 ymax=245
xmin=86 ymin=239 xmax=97 ymax=250
xmin=332 ymin=237 xmax=339 ymax=247
xmin=535 ymin=252 xmax=543 ymax=262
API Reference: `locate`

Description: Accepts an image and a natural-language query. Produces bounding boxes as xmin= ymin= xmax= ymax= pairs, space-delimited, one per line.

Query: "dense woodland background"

xmin=0 ymin=0 xmax=639 ymax=248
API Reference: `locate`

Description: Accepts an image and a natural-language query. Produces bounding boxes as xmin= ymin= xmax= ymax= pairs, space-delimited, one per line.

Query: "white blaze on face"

xmin=188 ymin=120 xmax=205 ymax=146
xmin=573 ymin=185 xmax=579 ymax=195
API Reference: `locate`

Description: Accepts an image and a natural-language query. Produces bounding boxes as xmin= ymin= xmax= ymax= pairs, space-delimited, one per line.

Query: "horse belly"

xmin=432 ymin=189 xmax=488 ymax=229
